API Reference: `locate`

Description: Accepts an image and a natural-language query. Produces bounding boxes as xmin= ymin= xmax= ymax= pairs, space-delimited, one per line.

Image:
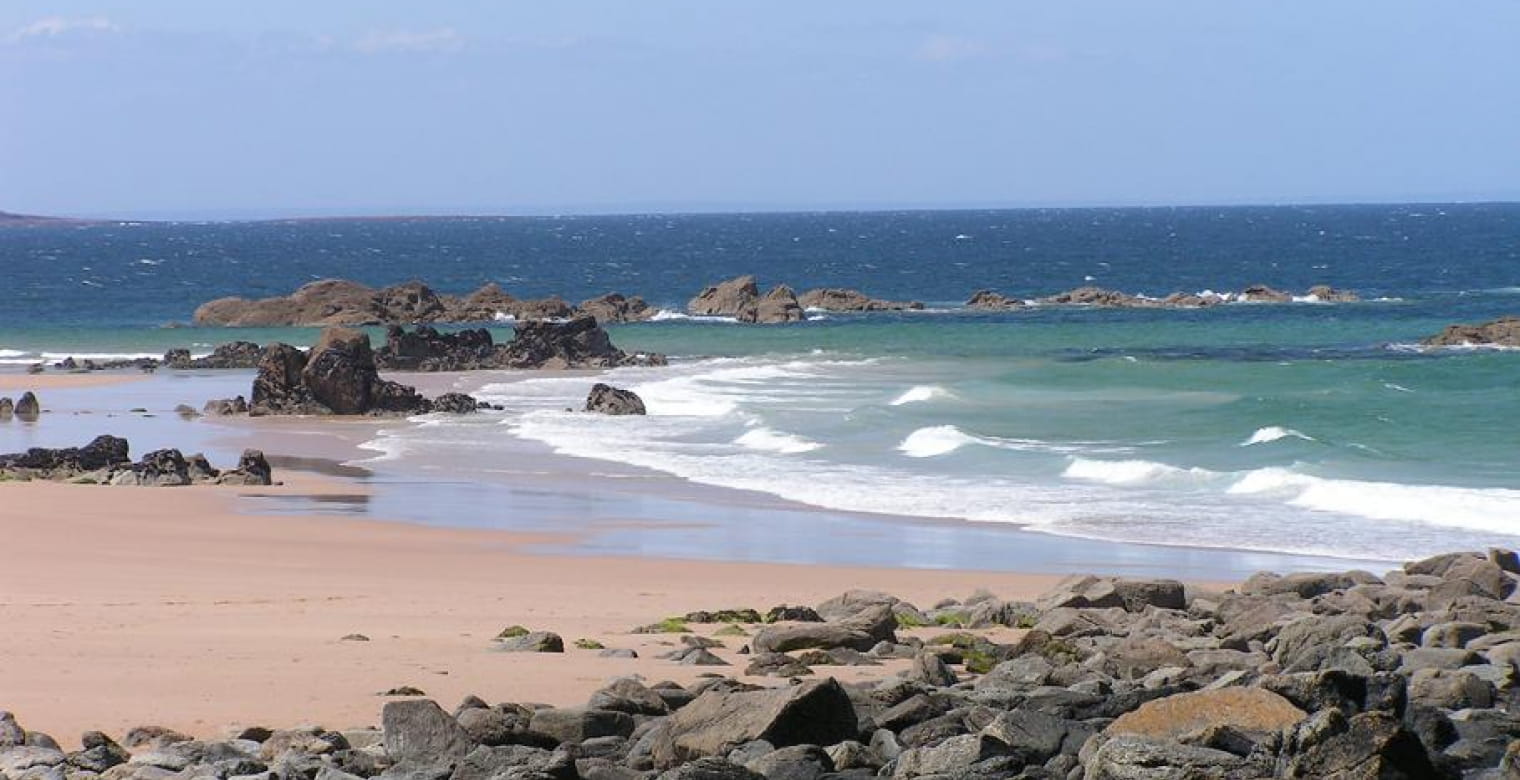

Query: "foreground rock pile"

xmin=0 ymin=435 xmax=271 ymax=486
xmin=6 ymin=550 xmax=1520 ymax=778
xmin=251 ymin=327 xmax=481 ymax=416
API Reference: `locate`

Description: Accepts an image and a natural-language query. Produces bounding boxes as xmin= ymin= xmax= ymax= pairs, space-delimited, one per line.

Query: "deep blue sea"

xmin=3 ymin=204 xmax=1519 ymax=562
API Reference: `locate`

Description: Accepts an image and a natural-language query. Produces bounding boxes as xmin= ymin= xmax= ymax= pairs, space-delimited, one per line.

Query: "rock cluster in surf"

xmin=0 ymin=392 xmax=39 ymax=421
xmin=687 ymin=277 xmax=924 ymax=323
xmin=966 ymin=284 xmax=1360 ymax=311
xmin=1425 ymin=316 xmax=1520 ymax=349
xmin=192 ymin=280 xmax=658 ymax=327
xmin=250 ymin=327 xmax=470 ymax=416
xmin=373 ymin=319 xmax=665 ymax=372
xmin=5 ymin=549 xmax=1520 ymax=777
xmin=0 ymin=435 xmax=272 ymax=486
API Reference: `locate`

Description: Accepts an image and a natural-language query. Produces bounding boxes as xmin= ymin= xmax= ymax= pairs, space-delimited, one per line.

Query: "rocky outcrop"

xmin=0 ymin=437 xmax=272 ymax=486
xmin=203 ymin=396 xmax=250 ymax=416
xmin=579 ymin=293 xmax=655 ymax=323
xmin=797 ymin=288 xmax=923 ymax=312
xmin=194 ymin=280 xmax=616 ymax=327
xmin=249 ymin=328 xmax=475 ymax=416
xmin=688 ymin=276 xmax=806 ymax=324
xmin=500 ymin=317 xmax=665 ymax=369
xmin=747 ymin=285 xmax=805 ymax=324
xmin=1306 ymin=284 xmax=1359 ymax=303
xmin=163 ymin=342 xmax=264 ymax=369
xmin=0 ymin=397 xmax=12 ymax=419
xmin=374 ymin=320 xmax=664 ymax=372
xmin=1425 ymin=316 xmax=1520 ymax=348
xmin=1028 ymin=284 xmax=1359 ymax=309
xmin=1239 ymin=284 xmax=1292 ymax=303
xmin=689 ymin=276 xmax=761 ymax=318
xmin=965 ymin=290 xmax=1025 ymax=310
xmin=585 ymin=384 xmax=646 ymax=415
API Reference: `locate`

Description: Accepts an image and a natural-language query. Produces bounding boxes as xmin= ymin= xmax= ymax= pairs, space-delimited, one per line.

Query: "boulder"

xmin=1278 ymin=709 xmax=1439 ymax=778
xmin=751 ymin=605 xmax=897 ymax=654
xmin=493 ymin=631 xmax=565 ymax=653
xmin=689 ymin=276 xmax=761 ymax=318
xmin=203 ymin=396 xmax=250 ymax=415
xmin=742 ymin=744 xmax=833 ymax=780
xmin=431 ymin=393 xmax=480 ymax=415
xmin=14 ymin=391 xmax=40 ymax=420
xmin=527 ymin=708 xmax=636 ymax=745
xmin=133 ymin=449 xmax=191 ymax=487
xmin=1424 ymin=317 xmax=1520 ymax=348
xmin=588 ymin=678 xmax=670 ymax=716
xmin=375 ymin=326 xmax=497 ymax=371
xmin=165 ymin=341 xmax=265 ymax=369
xmin=744 ymin=286 xmax=804 ymax=325
xmin=1306 ymin=285 xmax=1359 ymax=303
xmin=650 ymin=678 xmax=857 ymax=768
xmin=380 ymin=700 xmax=473 ymax=764
xmin=1040 ymin=287 xmax=1150 ymax=307
xmin=1104 ymin=688 xmax=1306 ymax=742
xmin=585 ymin=384 xmax=646 ymax=416
xmin=655 ymin=757 xmax=765 ymax=780
xmin=0 ymin=434 xmax=131 ymax=477
xmin=1081 ymin=736 xmax=1258 ymax=779
xmin=218 ymin=449 xmax=273 ymax=486
xmin=250 ymin=331 xmax=430 ymax=416
xmin=0 ymin=397 xmax=12 ymax=419
xmin=1239 ymin=284 xmax=1292 ymax=303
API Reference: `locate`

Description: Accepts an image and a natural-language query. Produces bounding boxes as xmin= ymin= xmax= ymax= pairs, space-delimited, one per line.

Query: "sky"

xmin=2 ymin=1 xmax=1518 ymax=218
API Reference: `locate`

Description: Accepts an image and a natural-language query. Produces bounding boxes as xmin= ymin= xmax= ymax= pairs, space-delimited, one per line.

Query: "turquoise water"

xmin=3 ymin=205 xmax=1519 ymax=561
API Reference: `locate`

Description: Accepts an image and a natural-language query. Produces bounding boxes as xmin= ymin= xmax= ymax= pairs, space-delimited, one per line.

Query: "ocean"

xmin=3 ymin=204 xmax=1519 ymax=565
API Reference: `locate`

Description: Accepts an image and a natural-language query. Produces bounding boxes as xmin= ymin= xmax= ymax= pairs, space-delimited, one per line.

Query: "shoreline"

xmin=0 ymin=473 xmax=1076 ymax=744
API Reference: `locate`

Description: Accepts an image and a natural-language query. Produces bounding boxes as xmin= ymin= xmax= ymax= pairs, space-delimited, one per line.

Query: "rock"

xmin=585 ymin=384 xmax=646 ymax=415
xmin=67 ymin=732 xmax=129 ymax=772
xmin=0 ymin=434 xmax=132 ymax=478
xmin=528 ymin=708 xmax=636 ymax=744
xmin=588 ymin=678 xmax=670 ymax=716
xmin=375 ymin=326 xmax=498 ymax=371
xmin=1040 ymin=286 xmax=1149 ymax=307
xmin=908 ymin=653 xmax=957 ymax=687
xmin=1105 ymin=688 xmax=1306 ymax=743
xmin=764 ymin=606 xmax=823 ymax=623
xmin=744 ymin=653 xmax=813 ymax=678
xmin=655 ymin=757 xmax=765 ymax=780
xmin=250 ymin=331 xmax=431 ymax=416
xmin=203 ymin=396 xmax=250 ymax=415
xmin=742 ymin=744 xmax=832 ymax=780
xmin=579 ymin=293 xmax=655 ymax=324
xmin=1424 ymin=316 xmax=1520 ymax=348
xmin=450 ymin=744 xmax=577 ymax=780
xmin=194 ymin=279 xmax=456 ymax=327
xmin=133 ymin=449 xmax=191 ymax=487
xmin=797 ymin=289 xmax=921 ymax=312
xmin=217 ymin=450 xmax=274 ymax=486
xmin=1272 ymin=615 xmax=1382 ymax=672
xmin=431 ymin=393 xmax=479 ymax=415
xmin=1239 ymin=284 xmax=1292 ymax=303
xmin=689 ymin=276 xmax=761 ymax=318
xmin=964 ymin=290 xmax=1024 ymax=310
xmin=14 ymin=391 xmax=40 ymax=420
xmin=502 ymin=317 xmax=663 ymax=369
xmin=1408 ymin=668 xmax=1494 ymax=710
xmin=165 ymin=342 xmax=265 ymax=369
xmin=892 ymin=733 xmax=1015 ymax=778
xmin=651 ymin=678 xmax=858 ymax=768
xmin=1306 ymin=285 xmax=1359 ymax=303
xmin=492 ymin=631 xmax=565 ymax=653
xmin=0 ymin=397 xmax=12 ymax=419
xmin=381 ymin=700 xmax=473 ymax=764
xmin=1278 ymin=709 xmax=1439 ymax=778
xmin=745 ymin=286 xmax=804 ymax=325
xmin=1081 ymin=736 xmax=1256 ymax=779
xmin=751 ymin=604 xmax=897 ymax=654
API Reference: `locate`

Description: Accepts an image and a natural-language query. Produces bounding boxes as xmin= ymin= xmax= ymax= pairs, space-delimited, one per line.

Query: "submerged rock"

xmin=13 ymin=391 xmax=39 ymax=420
xmin=965 ymin=290 xmax=1024 ymax=310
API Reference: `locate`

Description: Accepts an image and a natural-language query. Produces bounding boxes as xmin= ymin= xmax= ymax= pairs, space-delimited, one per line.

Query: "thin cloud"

xmin=7 ymin=16 xmax=118 ymax=43
xmin=352 ymin=28 xmax=464 ymax=55
xmin=914 ymin=34 xmax=985 ymax=63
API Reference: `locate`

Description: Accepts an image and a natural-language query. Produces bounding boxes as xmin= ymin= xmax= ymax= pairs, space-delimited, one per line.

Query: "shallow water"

xmin=3 ymin=204 xmax=1519 ymax=564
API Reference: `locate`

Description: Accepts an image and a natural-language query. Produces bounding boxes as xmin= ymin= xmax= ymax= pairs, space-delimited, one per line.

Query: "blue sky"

xmin=2 ymin=1 xmax=1518 ymax=218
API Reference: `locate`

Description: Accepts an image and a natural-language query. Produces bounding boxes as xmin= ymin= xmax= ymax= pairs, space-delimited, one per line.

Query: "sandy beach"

xmin=0 ymin=372 xmax=148 ymax=391
xmin=0 ymin=472 xmax=1066 ymax=745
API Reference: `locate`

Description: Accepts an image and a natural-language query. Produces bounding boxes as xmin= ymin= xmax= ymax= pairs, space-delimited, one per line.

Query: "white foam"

xmin=1062 ymin=457 xmax=1217 ymax=486
xmin=734 ymin=428 xmax=823 ymax=454
xmin=492 ymin=311 xmax=517 ymax=323
xmin=898 ymin=425 xmax=980 ymax=458
xmin=1227 ymin=467 xmax=1520 ymax=536
xmin=1383 ymin=383 xmax=1415 ymax=393
xmin=0 ymin=349 xmax=27 ymax=358
xmin=649 ymin=309 xmax=739 ymax=323
xmin=889 ymin=385 xmax=950 ymax=406
xmin=1241 ymin=426 xmax=1315 ymax=446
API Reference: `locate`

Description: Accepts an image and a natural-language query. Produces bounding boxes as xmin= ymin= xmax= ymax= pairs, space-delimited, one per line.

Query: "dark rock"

xmin=250 ymin=331 xmax=430 ymax=416
xmin=655 ymin=757 xmax=765 ymax=780
xmin=1278 ymin=709 xmax=1439 ymax=778
xmin=0 ymin=397 xmax=12 ymax=419
xmin=744 ymin=653 xmax=813 ymax=678
xmin=588 ymin=678 xmax=670 ymax=716
xmin=166 ymin=341 xmax=265 ymax=369
xmin=751 ymin=604 xmax=897 ymax=654
xmin=502 ymin=317 xmax=663 ymax=369
xmin=204 ymin=395 xmax=250 ymax=415
xmin=218 ymin=449 xmax=274 ymax=486
xmin=14 ymin=391 xmax=40 ymax=420
xmin=375 ymin=326 xmax=498 ymax=372
xmin=133 ymin=448 xmax=191 ymax=486
xmin=651 ymin=678 xmax=858 ymax=768
xmin=0 ymin=434 xmax=131 ymax=477
xmin=1081 ymin=736 xmax=1257 ymax=779
xmin=450 ymin=744 xmax=577 ymax=780
xmin=431 ymin=393 xmax=480 ymax=415
xmin=764 ymin=606 xmax=823 ymax=623
xmin=585 ymin=384 xmax=646 ymax=416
